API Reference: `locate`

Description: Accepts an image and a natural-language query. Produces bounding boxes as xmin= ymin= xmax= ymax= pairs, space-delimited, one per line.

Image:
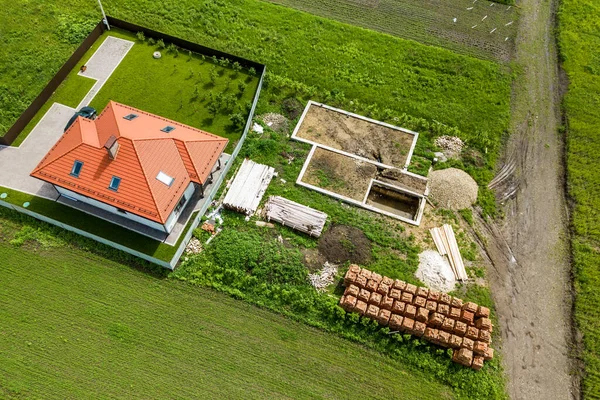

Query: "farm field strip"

xmin=0 ymin=241 xmax=451 ymax=399
xmin=261 ymin=0 xmax=517 ymax=62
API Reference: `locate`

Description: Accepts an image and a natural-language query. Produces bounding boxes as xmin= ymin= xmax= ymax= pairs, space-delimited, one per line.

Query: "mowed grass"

xmin=558 ymin=0 xmax=600 ymax=396
xmin=11 ymin=28 xmax=259 ymax=148
xmin=262 ymin=0 xmax=517 ymax=62
xmin=89 ymin=30 xmax=260 ymax=150
xmin=0 ymin=241 xmax=453 ymax=399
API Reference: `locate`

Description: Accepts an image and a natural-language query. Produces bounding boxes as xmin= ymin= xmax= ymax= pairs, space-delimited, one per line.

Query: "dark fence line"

xmin=107 ymin=17 xmax=266 ymax=73
xmin=0 ymin=21 xmax=106 ymax=146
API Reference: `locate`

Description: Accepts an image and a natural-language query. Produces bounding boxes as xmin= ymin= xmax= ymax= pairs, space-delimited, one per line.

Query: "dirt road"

xmin=479 ymin=0 xmax=579 ymax=398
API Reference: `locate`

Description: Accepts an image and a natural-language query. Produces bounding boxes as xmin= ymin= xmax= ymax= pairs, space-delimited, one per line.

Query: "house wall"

xmin=54 ymin=185 xmax=167 ymax=232
xmin=163 ymin=182 xmax=195 ymax=233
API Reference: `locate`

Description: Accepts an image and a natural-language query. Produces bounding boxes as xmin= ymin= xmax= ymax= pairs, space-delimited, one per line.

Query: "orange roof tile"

xmin=31 ymin=101 xmax=228 ymax=224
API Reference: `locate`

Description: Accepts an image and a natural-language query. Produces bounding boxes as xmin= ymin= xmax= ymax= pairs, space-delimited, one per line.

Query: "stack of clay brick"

xmin=339 ymin=265 xmax=494 ymax=370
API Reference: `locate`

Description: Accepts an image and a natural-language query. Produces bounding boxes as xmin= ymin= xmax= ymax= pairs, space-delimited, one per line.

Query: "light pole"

xmin=96 ymin=0 xmax=110 ymax=30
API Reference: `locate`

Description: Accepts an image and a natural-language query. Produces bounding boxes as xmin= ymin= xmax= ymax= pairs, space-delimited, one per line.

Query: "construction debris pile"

xmin=429 ymin=168 xmax=478 ymax=210
xmin=430 ymin=224 xmax=469 ymax=281
xmin=308 ymin=262 xmax=338 ymax=291
xmin=223 ymin=159 xmax=275 ymax=216
xmin=434 ymin=135 xmax=464 ymax=158
xmin=340 ymin=266 xmax=494 ymax=370
xmin=264 ymin=196 xmax=328 ymax=237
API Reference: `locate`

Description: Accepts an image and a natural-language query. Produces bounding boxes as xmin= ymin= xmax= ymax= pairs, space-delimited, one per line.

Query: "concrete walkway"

xmin=0 ymin=103 xmax=75 ymax=199
xmin=77 ymin=36 xmax=134 ymax=109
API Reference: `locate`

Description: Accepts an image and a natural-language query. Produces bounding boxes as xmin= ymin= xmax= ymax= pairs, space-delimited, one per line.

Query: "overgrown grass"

xmin=558 ymin=0 xmax=600 ymax=396
xmin=0 ymin=239 xmax=453 ymax=399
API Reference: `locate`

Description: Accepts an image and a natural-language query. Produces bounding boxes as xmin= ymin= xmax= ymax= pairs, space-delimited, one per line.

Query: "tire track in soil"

xmin=477 ymin=0 xmax=580 ymax=398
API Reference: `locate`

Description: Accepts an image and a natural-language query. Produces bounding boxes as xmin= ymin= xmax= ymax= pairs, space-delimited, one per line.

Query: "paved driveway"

xmin=0 ymin=103 xmax=75 ymax=199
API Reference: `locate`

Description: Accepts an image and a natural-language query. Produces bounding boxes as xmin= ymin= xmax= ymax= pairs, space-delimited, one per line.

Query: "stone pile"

xmin=340 ymin=265 xmax=494 ymax=370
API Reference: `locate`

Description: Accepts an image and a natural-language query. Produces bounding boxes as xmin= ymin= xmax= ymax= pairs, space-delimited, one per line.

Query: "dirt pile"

xmin=415 ymin=250 xmax=456 ymax=292
xmin=429 ymin=168 xmax=478 ymax=210
xmin=340 ymin=265 xmax=494 ymax=370
xmin=259 ymin=113 xmax=289 ymax=133
xmin=319 ymin=225 xmax=372 ymax=264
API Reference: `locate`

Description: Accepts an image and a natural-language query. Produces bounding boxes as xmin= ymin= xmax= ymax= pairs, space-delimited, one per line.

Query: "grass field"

xmin=262 ymin=0 xmax=517 ymax=62
xmin=0 ymin=238 xmax=454 ymax=399
xmin=558 ymin=0 xmax=600 ymax=396
xmin=12 ymin=28 xmax=259 ymax=149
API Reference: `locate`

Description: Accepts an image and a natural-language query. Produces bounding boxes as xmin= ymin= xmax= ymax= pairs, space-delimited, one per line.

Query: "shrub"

xmin=156 ymin=39 xmax=165 ymax=49
xmin=136 ymin=31 xmax=145 ymax=42
xmin=229 ymin=113 xmax=245 ymax=129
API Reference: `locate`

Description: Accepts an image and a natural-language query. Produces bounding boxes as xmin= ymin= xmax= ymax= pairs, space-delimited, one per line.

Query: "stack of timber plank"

xmin=340 ymin=266 xmax=494 ymax=370
xmin=264 ymin=196 xmax=327 ymax=237
xmin=430 ymin=224 xmax=469 ymax=281
xmin=223 ymin=159 xmax=275 ymax=215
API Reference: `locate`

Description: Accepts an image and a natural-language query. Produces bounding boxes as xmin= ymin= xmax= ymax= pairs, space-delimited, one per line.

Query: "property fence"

xmin=0 ymin=21 xmax=106 ymax=146
xmin=1 ymin=17 xmax=266 ymax=269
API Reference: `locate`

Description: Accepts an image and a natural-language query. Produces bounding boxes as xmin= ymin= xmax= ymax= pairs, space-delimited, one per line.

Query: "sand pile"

xmin=416 ymin=250 xmax=456 ymax=293
xmin=429 ymin=168 xmax=478 ymax=210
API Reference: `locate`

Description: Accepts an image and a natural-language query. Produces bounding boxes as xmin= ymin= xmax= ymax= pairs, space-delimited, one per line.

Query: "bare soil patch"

xmin=295 ymin=105 xmax=415 ymax=168
xmin=303 ymin=147 xmax=377 ymax=201
xmin=319 ymin=224 xmax=372 ymax=264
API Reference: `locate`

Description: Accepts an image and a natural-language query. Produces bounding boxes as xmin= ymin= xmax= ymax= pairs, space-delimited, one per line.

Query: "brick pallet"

xmin=340 ymin=265 xmax=494 ymax=370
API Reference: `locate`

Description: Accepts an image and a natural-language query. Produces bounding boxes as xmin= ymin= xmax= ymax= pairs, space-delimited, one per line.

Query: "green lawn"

xmin=10 ymin=28 xmax=259 ymax=149
xmin=89 ymin=30 xmax=259 ymax=151
xmin=0 ymin=240 xmax=452 ymax=399
xmin=558 ymin=0 xmax=600 ymax=396
xmin=0 ymin=186 xmax=183 ymax=262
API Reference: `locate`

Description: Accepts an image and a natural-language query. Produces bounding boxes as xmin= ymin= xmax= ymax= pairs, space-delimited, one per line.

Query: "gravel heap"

xmin=434 ymin=136 xmax=464 ymax=159
xmin=429 ymin=168 xmax=478 ymax=210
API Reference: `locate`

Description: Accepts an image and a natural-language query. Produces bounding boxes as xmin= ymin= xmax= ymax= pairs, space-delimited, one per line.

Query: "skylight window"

xmin=161 ymin=125 xmax=175 ymax=133
xmin=70 ymin=160 xmax=83 ymax=177
xmin=123 ymin=113 xmax=138 ymax=121
xmin=108 ymin=176 xmax=121 ymax=191
xmin=156 ymin=171 xmax=174 ymax=187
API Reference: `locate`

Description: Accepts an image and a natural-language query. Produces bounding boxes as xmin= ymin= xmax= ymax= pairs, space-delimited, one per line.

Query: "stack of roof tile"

xmin=340 ymin=265 xmax=494 ymax=370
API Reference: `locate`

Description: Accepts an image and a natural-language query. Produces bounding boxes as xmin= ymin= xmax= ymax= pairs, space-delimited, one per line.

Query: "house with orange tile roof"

xmin=31 ymin=101 xmax=228 ymax=233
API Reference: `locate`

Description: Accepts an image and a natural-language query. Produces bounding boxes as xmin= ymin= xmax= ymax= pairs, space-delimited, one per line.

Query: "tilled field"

xmin=262 ymin=0 xmax=517 ymax=62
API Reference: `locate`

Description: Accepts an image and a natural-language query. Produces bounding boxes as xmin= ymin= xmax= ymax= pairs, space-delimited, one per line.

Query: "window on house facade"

xmin=108 ymin=176 xmax=121 ymax=191
xmin=70 ymin=160 xmax=83 ymax=177
xmin=175 ymin=195 xmax=187 ymax=214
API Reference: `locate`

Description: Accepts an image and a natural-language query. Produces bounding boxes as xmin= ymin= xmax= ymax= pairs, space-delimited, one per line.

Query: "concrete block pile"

xmin=340 ymin=265 xmax=494 ymax=370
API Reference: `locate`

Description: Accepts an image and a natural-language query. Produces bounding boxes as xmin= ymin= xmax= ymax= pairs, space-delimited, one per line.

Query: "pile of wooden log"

xmin=264 ymin=196 xmax=328 ymax=237
xmin=340 ymin=265 xmax=494 ymax=370
xmin=430 ymin=224 xmax=469 ymax=281
xmin=223 ymin=159 xmax=275 ymax=215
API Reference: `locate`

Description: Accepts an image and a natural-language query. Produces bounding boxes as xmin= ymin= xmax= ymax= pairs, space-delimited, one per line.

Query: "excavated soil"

xmin=295 ymin=105 xmax=415 ymax=168
xmin=303 ymin=147 xmax=377 ymax=201
xmin=319 ymin=224 xmax=372 ymax=265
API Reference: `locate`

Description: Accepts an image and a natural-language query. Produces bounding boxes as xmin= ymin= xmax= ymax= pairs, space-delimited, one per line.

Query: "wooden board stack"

xmin=430 ymin=224 xmax=469 ymax=281
xmin=223 ymin=159 xmax=275 ymax=216
xmin=264 ymin=196 xmax=328 ymax=237
xmin=339 ymin=265 xmax=494 ymax=370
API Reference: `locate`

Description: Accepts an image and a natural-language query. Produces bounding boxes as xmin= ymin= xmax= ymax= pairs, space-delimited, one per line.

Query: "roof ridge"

xmin=129 ymin=139 xmax=165 ymax=224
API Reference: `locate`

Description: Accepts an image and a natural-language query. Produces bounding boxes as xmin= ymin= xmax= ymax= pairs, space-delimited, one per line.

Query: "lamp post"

xmin=96 ymin=0 xmax=110 ymax=30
